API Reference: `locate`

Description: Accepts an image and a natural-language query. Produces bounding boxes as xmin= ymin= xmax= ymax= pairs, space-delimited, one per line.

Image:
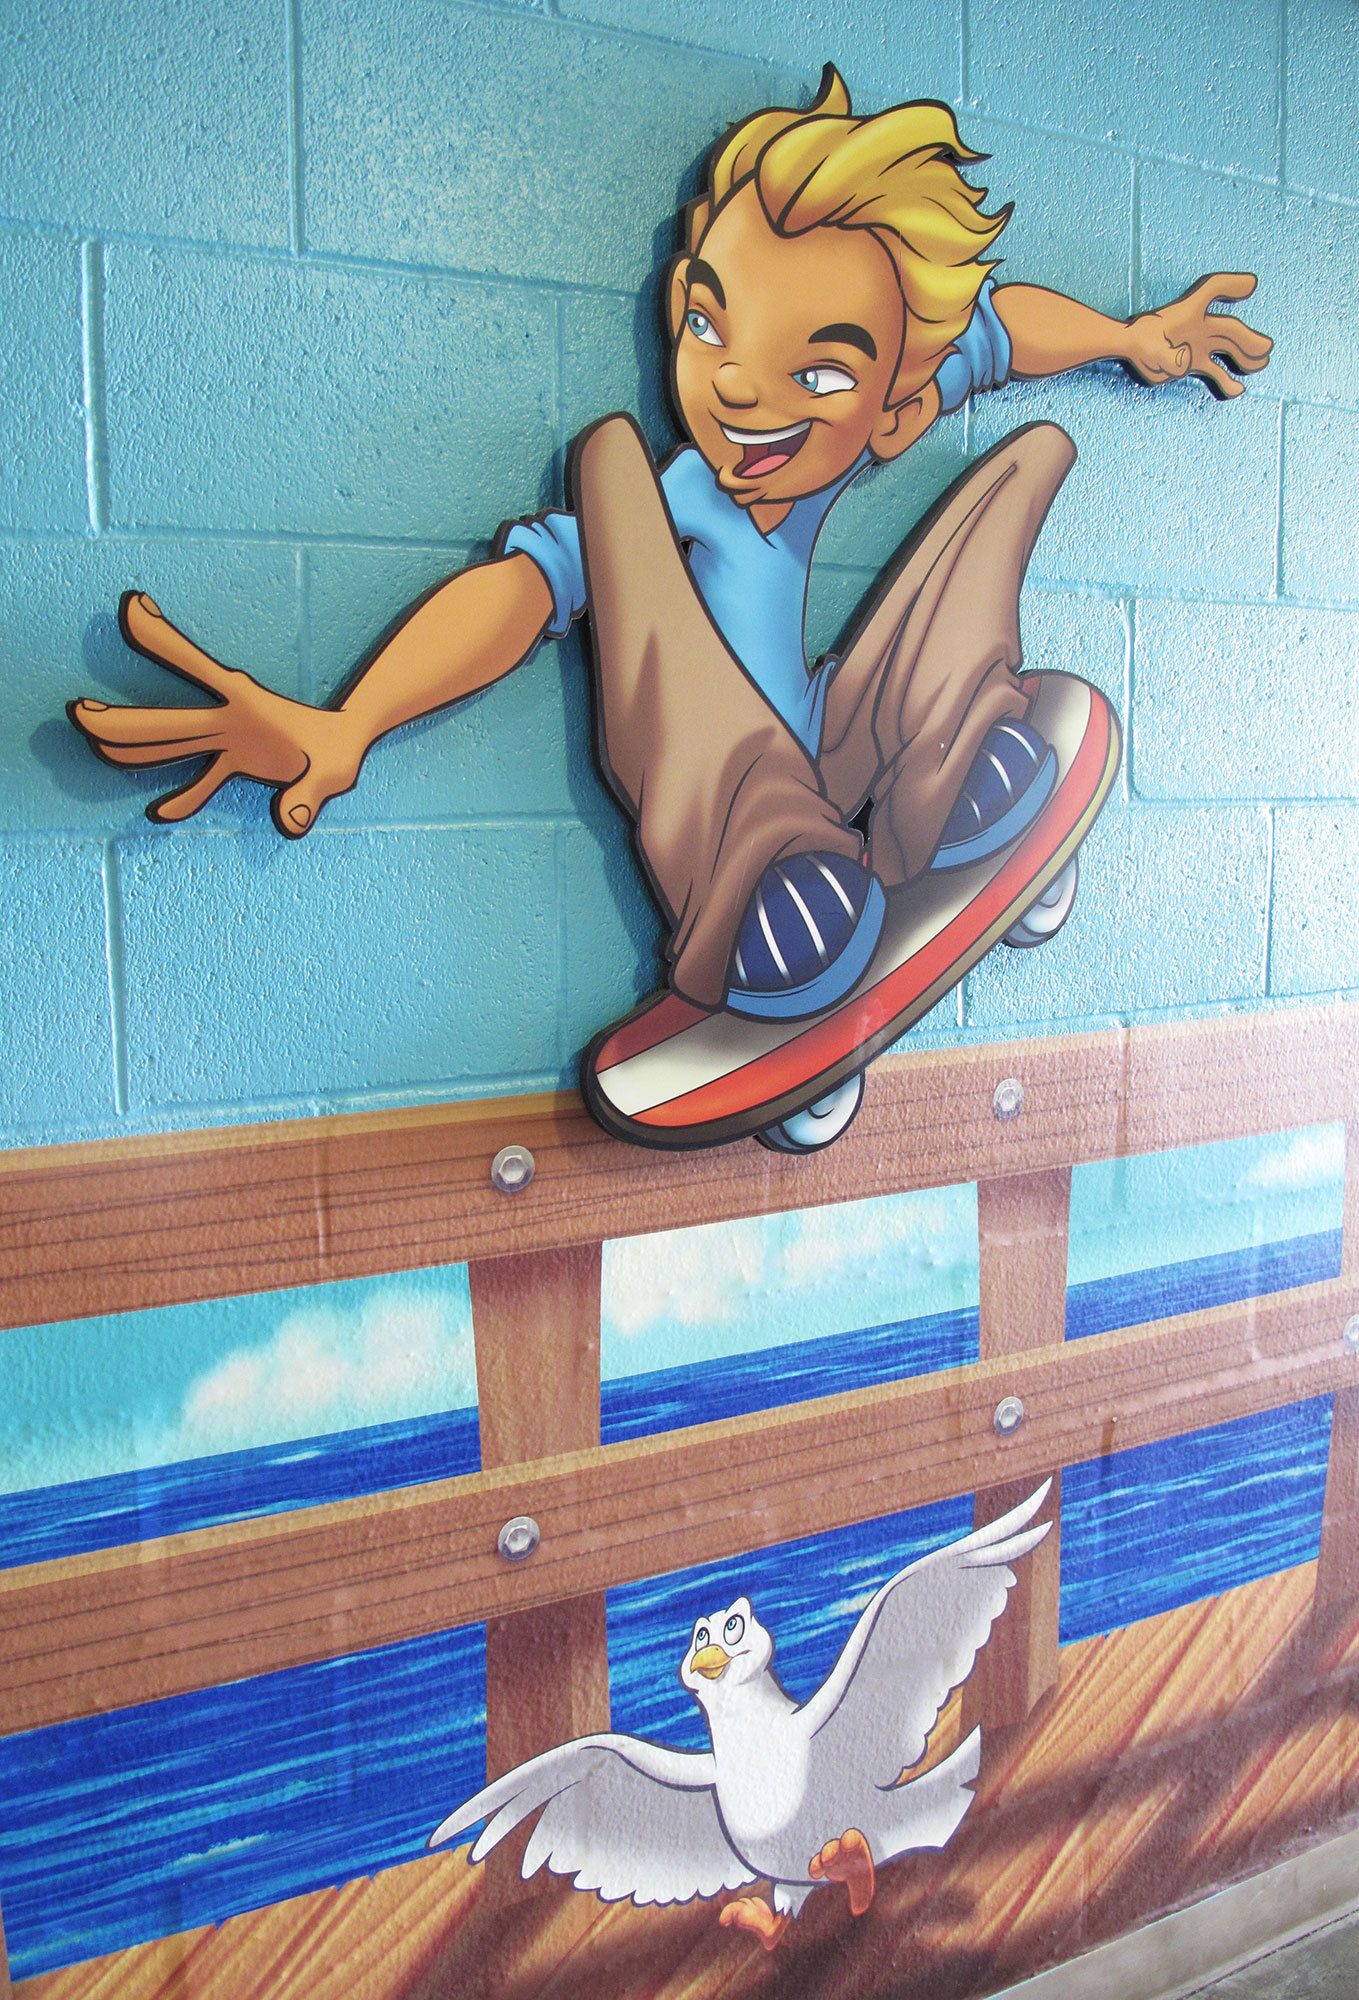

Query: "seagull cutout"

xmin=430 ymin=1481 xmax=1052 ymax=1948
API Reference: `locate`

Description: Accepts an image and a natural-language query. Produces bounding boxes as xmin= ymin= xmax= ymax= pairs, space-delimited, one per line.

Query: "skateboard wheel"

xmin=1003 ymin=854 xmax=1078 ymax=949
xmin=755 ymin=1071 xmax=865 ymax=1154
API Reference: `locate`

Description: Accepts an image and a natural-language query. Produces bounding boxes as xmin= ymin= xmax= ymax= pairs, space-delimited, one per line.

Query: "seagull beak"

xmin=691 ymin=1645 xmax=732 ymax=1680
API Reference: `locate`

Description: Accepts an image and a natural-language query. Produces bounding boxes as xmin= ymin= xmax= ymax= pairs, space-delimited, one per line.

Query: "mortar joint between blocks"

xmin=80 ymin=239 xmax=109 ymax=535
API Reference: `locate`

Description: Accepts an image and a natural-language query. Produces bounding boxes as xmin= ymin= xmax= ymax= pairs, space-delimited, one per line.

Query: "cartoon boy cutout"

xmin=71 ymin=69 xmax=1270 ymax=1038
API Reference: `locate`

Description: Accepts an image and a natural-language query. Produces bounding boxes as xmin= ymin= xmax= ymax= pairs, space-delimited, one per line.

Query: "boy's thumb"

xmin=273 ymin=769 xmax=331 ymax=838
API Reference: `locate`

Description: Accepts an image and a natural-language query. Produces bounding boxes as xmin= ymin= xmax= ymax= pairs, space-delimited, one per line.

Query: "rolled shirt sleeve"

xmin=934 ymin=274 xmax=1013 ymax=415
xmin=499 ymin=511 xmax=586 ymax=638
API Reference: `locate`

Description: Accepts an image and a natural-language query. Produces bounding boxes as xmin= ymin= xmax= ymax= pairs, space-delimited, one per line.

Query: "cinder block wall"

xmin=2 ymin=0 xmax=1355 ymax=1148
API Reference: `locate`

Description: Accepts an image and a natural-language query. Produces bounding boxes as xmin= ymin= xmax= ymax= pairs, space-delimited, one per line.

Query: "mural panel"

xmin=0 ymin=1126 xmax=1348 ymax=1988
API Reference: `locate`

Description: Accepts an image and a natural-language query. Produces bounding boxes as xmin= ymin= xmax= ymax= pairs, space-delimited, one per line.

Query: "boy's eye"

xmin=686 ymin=309 xmax=724 ymax=348
xmin=793 ymin=365 xmax=857 ymax=396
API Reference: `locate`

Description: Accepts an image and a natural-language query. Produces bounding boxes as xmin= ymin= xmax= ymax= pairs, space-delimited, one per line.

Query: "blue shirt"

xmin=502 ymin=278 xmax=1011 ymax=756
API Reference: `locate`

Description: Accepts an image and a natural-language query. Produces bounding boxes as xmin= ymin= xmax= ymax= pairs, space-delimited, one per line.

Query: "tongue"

xmin=737 ymin=425 xmax=808 ymax=479
xmin=739 ymin=444 xmax=792 ymax=478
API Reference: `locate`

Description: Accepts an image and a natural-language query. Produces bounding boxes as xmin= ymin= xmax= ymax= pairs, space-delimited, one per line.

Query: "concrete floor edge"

xmin=987 ymin=1820 xmax=1359 ymax=2000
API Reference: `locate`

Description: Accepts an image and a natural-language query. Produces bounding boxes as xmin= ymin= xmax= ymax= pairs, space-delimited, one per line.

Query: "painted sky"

xmin=1067 ymin=1122 xmax=1345 ymax=1287
xmin=0 ymin=1267 xmax=475 ymax=1496
xmin=601 ymin=1184 xmax=981 ymax=1380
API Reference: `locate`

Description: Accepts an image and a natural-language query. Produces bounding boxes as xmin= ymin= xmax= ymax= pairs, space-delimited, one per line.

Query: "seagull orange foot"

xmin=719 ymin=1897 xmax=790 ymax=1950
xmin=809 ymin=1827 xmax=876 ymax=1916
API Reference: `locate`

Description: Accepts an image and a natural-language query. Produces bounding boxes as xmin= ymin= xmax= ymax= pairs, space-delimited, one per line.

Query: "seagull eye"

xmin=792 ymin=364 xmax=857 ymax=396
xmin=694 ymin=1625 xmax=710 ymax=1650
xmin=686 ymin=309 xmax=724 ymax=348
xmin=724 ymin=1614 xmax=745 ymax=1644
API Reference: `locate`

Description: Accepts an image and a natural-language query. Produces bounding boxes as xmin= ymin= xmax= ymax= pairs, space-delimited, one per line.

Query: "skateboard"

xmin=583 ymin=672 xmax=1121 ymax=1153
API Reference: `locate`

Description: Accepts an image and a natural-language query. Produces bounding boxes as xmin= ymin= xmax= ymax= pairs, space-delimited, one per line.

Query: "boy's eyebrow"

xmin=686 ymin=258 xmax=726 ymax=309
xmin=808 ymin=322 xmax=878 ymax=361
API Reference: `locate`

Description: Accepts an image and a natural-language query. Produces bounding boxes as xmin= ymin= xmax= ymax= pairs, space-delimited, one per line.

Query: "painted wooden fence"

xmin=2 ymin=1002 xmax=1358 ymax=1985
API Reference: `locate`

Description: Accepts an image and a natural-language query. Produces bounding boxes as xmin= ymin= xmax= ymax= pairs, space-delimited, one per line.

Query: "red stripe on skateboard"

xmin=631 ymin=695 xmax=1111 ymax=1130
xmin=593 ymin=991 xmax=710 ymax=1069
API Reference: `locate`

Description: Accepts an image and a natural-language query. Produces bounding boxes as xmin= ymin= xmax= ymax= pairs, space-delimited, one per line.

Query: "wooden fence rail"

xmin=3 ymin=1008 xmax=1356 ymax=1331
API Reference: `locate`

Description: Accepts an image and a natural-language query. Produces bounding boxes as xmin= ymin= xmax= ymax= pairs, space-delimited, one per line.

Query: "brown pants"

xmin=575 ymin=415 xmax=1076 ymax=1008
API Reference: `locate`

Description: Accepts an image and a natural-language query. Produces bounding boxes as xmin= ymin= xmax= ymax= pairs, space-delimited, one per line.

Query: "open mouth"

xmin=719 ymin=419 xmax=811 ymax=480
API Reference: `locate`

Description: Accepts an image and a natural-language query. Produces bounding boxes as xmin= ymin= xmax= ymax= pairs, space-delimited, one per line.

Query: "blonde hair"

xmin=694 ymin=66 xmax=1009 ymax=398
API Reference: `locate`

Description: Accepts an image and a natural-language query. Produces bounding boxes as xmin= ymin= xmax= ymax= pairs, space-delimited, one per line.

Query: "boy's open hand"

xmin=1126 ymin=273 xmax=1273 ymax=398
xmin=69 ymin=593 xmax=366 ymax=835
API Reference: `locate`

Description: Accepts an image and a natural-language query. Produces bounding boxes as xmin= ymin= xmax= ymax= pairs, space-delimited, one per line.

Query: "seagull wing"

xmin=799 ymin=1481 xmax=1053 ymax=1783
xmin=428 ymin=1731 xmax=755 ymax=1906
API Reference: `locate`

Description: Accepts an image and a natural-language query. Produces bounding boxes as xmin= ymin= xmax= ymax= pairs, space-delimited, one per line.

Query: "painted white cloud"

xmin=603 ymin=1186 xmax=979 ymax=1376
xmin=1245 ymin=1125 xmax=1345 ymax=1193
xmin=162 ymin=1286 xmax=477 ymax=1461
xmin=777 ymin=1190 xmax=973 ymax=1291
xmin=605 ymin=1216 xmax=773 ymax=1340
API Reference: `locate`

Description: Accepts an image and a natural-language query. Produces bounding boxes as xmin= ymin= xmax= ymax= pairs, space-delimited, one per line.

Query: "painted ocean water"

xmin=601 ymin=1301 xmax=979 ymax=1444
xmin=0 ymin=1403 xmax=481 ymax=1570
xmin=0 ymin=1227 xmax=1341 ymax=1979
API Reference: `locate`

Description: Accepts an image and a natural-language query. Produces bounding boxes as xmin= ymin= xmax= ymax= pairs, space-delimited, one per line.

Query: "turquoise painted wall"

xmin=1 ymin=0 xmax=1356 ymax=1148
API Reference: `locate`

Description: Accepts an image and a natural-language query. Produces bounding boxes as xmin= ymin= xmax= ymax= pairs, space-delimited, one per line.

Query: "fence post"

xmin=470 ymin=1245 xmax=611 ymax=1865
xmin=963 ymin=1168 xmax=1070 ymax=1737
xmin=1313 ymin=1121 xmax=1359 ymax=1629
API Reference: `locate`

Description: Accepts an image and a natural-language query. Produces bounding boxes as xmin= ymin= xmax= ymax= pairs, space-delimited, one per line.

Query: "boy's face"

xmin=670 ymin=181 xmax=912 ymax=509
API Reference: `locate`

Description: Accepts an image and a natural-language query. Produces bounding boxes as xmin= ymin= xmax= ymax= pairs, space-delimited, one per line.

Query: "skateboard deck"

xmin=583 ymin=671 xmax=1121 ymax=1150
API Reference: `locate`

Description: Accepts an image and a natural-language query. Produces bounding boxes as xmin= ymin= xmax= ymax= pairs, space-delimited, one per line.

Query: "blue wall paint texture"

xmin=0 ymin=1 xmax=1356 ymax=1148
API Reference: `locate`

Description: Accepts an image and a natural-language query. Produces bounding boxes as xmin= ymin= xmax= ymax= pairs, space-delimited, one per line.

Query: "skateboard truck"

xmin=756 ymin=1072 xmax=867 ymax=1154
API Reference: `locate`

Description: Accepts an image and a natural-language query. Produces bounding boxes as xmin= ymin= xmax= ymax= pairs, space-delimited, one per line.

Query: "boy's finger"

xmin=1197 ymin=358 xmax=1243 ymax=399
xmin=1211 ymin=345 xmax=1271 ymax=377
xmin=70 ymin=699 xmax=226 ymax=748
xmin=1207 ymin=318 xmax=1273 ymax=364
xmin=148 ymin=758 xmax=235 ymax=822
xmin=119 ymin=591 xmax=238 ymax=696
xmin=1191 ymin=271 xmax=1257 ymax=306
xmin=89 ymin=732 xmax=226 ymax=769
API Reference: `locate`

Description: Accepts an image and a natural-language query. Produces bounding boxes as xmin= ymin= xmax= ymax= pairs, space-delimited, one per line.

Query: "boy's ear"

xmin=871 ymin=381 xmax=941 ymax=463
xmin=666 ymin=253 xmax=690 ymax=344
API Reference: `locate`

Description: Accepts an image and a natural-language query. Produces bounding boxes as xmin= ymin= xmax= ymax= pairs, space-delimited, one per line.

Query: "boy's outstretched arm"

xmin=992 ymin=273 xmax=1272 ymax=400
xmin=70 ymin=554 xmax=554 ymax=836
